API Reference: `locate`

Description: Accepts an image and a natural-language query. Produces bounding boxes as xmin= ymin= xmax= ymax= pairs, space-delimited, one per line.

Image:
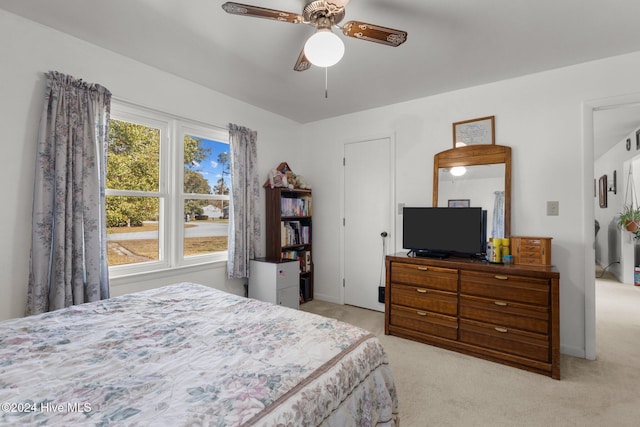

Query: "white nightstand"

xmin=248 ymin=258 xmax=300 ymax=309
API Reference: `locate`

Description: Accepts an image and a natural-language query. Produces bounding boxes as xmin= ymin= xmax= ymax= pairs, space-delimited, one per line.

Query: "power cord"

xmin=379 ymin=232 xmax=388 ymax=303
xmin=597 ymin=261 xmax=620 ymax=278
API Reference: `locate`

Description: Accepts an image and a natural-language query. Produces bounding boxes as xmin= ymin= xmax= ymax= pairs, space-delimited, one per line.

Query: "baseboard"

xmin=561 ymin=344 xmax=586 ymax=359
xmin=312 ymin=292 xmax=341 ymax=305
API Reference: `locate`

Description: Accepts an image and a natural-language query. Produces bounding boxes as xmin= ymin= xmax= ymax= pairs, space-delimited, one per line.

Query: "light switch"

xmin=547 ymin=201 xmax=559 ymax=216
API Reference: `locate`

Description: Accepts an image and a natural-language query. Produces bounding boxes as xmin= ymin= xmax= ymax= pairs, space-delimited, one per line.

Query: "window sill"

xmin=109 ymin=259 xmax=227 ymax=288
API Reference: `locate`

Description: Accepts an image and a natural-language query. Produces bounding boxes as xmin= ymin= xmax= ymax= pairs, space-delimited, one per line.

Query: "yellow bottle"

xmin=491 ymin=238 xmax=502 ymax=263
xmin=501 ymin=238 xmax=510 ymax=260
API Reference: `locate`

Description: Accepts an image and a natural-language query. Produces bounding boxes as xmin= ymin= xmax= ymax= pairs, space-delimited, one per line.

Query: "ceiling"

xmin=3 ymin=0 xmax=640 ymax=152
xmin=594 ymin=104 xmax=640 ymax=159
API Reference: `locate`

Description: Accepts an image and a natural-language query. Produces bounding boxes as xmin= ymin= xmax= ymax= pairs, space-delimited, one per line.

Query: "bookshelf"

xmin=265 ymin=187 xmax=313 ymax=302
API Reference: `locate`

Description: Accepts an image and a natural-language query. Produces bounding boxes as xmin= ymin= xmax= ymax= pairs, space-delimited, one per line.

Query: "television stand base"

xmin=413 ymin=250 xmax=449 ymax=259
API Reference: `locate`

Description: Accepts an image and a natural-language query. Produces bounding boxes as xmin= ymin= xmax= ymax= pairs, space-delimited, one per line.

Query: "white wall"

xmin=594 ymin=145 xmax=622 ymax=279
xmin=0 ymin=10 xmax=302 ymax=321
xmin=300 ymin=50 xmax=640 ymax=359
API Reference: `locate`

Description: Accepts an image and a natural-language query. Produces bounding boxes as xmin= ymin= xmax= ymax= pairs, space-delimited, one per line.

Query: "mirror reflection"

xmin=438 ymin=164 xmax=506 ymax=238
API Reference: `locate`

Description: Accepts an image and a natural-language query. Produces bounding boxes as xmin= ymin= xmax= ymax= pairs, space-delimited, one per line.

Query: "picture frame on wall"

xmin=448 ymin=199 xmax=471 ymax=208
xmin=599 ymin=175 xmax=608 ymax=208
xmin=452 ymin=116 xmax=495 ymax=147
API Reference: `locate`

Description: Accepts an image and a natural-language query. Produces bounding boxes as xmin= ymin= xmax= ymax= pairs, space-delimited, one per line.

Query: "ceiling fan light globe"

xmin=450 ymin=166 xmax=467 ymax=177
xmin=304 ymin=29 xmax=345 ymax=67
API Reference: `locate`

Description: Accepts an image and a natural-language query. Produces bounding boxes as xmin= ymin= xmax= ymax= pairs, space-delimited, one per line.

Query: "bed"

xmin=0 ymin=283 xmax=398 ymax=426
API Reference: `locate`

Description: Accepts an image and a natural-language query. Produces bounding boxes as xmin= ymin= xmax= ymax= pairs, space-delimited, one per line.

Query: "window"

xmin=106 ymin=102 xmax=230 ymax=276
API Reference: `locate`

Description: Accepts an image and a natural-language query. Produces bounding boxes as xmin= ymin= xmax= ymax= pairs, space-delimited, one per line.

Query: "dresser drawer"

xmin=459 ymin=295 xmax=549 ymax=334
xmin=390 ymin=262 xmax=458 ymax=292
xmin=460 ymin=271 xmax=549 ymax=306
xmin=519 ymin=253 xmax=544 ymax=264
xmin=390 ymin=304 xmax=458 ymax=340
xmin=459 ymin=319 xmax=549 ymax=362
xmin=391 ymin=283 xmax=457 ymax=316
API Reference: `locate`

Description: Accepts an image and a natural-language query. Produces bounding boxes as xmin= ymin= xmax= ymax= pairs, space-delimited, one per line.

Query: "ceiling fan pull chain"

xmin=325 ymin=67 xmax=328 ymax=99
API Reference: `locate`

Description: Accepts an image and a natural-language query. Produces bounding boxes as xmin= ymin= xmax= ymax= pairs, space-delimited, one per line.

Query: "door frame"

xmin=339 ymin=133 xmax=396 ymax=305
xmin=583 ymin=91 xmax=640 ymax=361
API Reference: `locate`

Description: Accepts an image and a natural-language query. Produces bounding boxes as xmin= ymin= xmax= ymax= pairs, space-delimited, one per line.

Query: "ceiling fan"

xmin=221 ymin=0 xmax=408 ymax=71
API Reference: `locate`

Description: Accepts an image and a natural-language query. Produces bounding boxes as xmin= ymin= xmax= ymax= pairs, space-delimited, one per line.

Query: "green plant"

xmin=617 ymin=205 xmax=640 ymax=234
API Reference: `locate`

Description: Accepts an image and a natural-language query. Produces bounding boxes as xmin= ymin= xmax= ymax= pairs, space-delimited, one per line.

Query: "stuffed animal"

xmin=267 ymin=163 xmax=310 ymax=189
xmin=295 ymin=174 xmax=310 ymax=189
xmin=285 ymin=171 xmax=296 ymax=189
xmin=268 ymin=169 xmax=289 ymax=189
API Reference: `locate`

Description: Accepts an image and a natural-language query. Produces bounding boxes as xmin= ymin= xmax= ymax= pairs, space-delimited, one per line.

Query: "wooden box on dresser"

xmin=511 ymin=236 xmax=553 ymax=266
xmin=385 ymin=253 xmax=560 ymax=379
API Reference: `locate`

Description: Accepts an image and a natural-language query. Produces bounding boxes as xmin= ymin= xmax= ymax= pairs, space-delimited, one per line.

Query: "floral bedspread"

xmin=0 ymin=283 xmax=398 ymax=426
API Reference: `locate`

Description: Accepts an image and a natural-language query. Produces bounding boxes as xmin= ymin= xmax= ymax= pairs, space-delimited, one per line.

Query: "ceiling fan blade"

xmin=222 ymin=2 xmax=304 ymax=24
xmin=342 ymin=21 xmax=407 ymax=47
xmin=294 ymin=49 xmax=312 ymax=72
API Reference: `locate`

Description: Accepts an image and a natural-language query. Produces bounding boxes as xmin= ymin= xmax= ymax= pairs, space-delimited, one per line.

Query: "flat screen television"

xmin=402 ymin=207 xmax=486 ymax=258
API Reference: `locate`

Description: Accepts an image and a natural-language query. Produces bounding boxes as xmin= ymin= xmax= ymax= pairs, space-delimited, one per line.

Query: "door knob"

xmin=381 ymin=231 xmax=388 ymax=237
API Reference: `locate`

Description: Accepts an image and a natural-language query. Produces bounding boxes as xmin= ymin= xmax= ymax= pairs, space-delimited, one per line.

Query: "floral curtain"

xmin=227 ymin=123 xmax=261 ymax=279
xmin=492 ymin=190 xmax=505 ymax=239
xmin=26 ymin=71 xmax=111 ymax=315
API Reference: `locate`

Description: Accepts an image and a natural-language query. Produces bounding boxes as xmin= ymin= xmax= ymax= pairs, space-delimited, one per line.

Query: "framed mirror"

xmin=433 ymin=144 xmax=511 ymax=238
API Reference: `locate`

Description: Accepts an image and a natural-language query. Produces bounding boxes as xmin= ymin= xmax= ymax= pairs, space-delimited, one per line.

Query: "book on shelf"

xmin=281 ymin=196 xmax=312 ymax=217
xmin=281 ymin=222 xmax=295 ymax=246
xmin=281 ymin=249 xmax=311 ymax=273
xmin=304 ymin=251 xmax=311 ymax=271
xmin=300 ymin=225 xmax=310 ymax=244
xmin=280 ymin=221 xmax=311 ymax=246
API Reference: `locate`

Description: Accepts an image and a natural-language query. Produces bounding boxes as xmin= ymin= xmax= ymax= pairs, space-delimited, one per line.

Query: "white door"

xmin=343 ymin=137 xmax=392 ymax=311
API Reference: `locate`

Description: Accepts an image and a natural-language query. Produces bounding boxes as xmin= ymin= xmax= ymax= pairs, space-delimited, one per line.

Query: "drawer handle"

xmin=416 ymin=311 xmax=427 ymax=316
xmin=494 ymin=275 xmax=509 ymax=280
xmin=494 ymin=301 xmax=508 ymax=307
xmin=495 ymin=327 xmax=508 ymax=333
xmin=416 ymin=288 xmax=427 ymax=293
xmin=417 ymin=266 xmax=429 ymax=271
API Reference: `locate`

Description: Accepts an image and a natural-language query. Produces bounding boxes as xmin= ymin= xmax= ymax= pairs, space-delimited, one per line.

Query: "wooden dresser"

xmin=385 ymin=253 xmax=560 ymax=379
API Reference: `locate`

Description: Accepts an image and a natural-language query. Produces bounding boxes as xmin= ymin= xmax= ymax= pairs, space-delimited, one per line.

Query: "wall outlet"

xmin=547 ymin=201 xmax=559 ymax=216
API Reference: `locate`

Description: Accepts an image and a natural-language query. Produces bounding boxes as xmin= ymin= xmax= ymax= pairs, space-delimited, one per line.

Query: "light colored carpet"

xmin=301 ymin=277 xmax=640 ymax=426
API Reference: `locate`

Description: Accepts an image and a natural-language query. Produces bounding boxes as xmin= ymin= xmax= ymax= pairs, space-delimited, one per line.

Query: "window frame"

xmin=107 ymin=101 xmax=229 ymax=278
xmin=177 ymin=122 xmax=231 ymax=268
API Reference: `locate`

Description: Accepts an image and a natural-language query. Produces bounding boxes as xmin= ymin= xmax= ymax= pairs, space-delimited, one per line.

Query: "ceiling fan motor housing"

xmin=303 ymin=1 xmax=345 ymax=26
